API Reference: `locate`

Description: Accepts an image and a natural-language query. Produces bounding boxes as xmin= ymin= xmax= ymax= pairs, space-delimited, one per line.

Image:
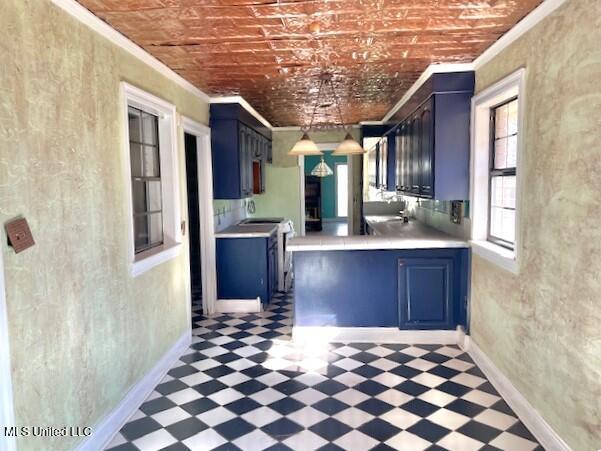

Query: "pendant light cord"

xmin=307 ymin=77 xmax=325 ymax=132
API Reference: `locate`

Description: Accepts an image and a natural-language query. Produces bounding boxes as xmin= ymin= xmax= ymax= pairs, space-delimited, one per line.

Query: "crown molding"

xmin=50 ymin=0 xmax=211 ymax=103
xmin=209 ymin=96 xmax=273 ymax=129
xmin=381 ymin=63 xmax=474 ymax=123
xmin=52 ymin=0 xmax=567 ymax=129
xmin=472 ymin=0 xmax=568 ymax=69
xmin=381 ymin=0 xmax=567 ymax=124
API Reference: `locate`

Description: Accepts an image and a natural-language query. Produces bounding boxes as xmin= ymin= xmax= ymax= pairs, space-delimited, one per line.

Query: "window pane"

xmin=495 ymin=103 xmax=508 ymax=137
xmin=147 ymin=180 xmax=162 ymax=212
xmin=507 ymin=99 xmax=518 ymax=135
xmin=491 ymin=176 xmax=516 ymax=209
xmin=143 ymin=145 xmax=160 ymax=177
xmin=132 ymin=179 xmax=147 ymax=213
xmin=130 ymin=143 xmax=143 ymax=177
xmin=142 ymin=112 xmax=158 ymax=145
xmin=506 ymin=135 xmax=517 ymax=168
xmin=148 ymin=213 xmax=163 ymax=246
xmin=134 ymin=215 xmax=149 ymax=252
xmin=490 ymin=207 xmax=515 ymax=244
xmin=128 ymin=107 xmax=141 ymax=143
xmin=494 ymin=138 xmax=508 ymax=169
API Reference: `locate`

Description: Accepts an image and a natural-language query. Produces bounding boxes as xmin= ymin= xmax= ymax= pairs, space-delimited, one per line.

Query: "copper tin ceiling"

xmin=78 ymin=0 xmax=542 ymax=127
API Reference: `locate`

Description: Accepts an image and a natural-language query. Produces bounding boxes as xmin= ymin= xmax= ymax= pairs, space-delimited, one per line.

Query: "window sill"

xmin=131 ymin=242 xmax=182 ymax=277
xmin=470 ymin=240 xmax=519 ymax=275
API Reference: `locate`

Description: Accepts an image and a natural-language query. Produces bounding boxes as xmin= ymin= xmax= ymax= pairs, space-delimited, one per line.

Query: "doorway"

xmin=303 ymin=149 xmax=349 ymax=236
xmin=181 ymin=117 xmax=218 ymax=317
xmin=185 ymin=133 xmax=203 ymax=313
xmin=0 ymin=249 xmax=16 ymax=451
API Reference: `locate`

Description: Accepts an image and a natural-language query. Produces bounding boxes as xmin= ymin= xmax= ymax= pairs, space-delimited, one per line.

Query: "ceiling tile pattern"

xmin=78 ymin=0 xmax=542 ymax=126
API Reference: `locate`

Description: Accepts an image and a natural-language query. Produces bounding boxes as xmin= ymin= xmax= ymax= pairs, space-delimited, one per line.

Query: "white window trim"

xmin=121 ymin=82 xmax=182 ymax=277
xmin=470 ymin=68 xmax=526 ymax=275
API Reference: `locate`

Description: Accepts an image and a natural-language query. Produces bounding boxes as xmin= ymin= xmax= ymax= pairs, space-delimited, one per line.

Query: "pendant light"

xmin=310 ymin=156 xmax=334 ymax=177
xmin=288 ymin=72 xmax=366 ymax=156
xmin=332 ymin=132 xmax=365 ymax=155
xmin=288 ymin=132 xmax=322 ymax=156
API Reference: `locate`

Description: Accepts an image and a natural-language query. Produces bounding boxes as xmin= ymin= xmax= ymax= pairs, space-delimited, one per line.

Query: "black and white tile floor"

xmin=106 ymin=292 xmax=541 ymax=451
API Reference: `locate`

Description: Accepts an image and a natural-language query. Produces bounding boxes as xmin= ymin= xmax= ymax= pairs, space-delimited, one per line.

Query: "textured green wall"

xmin=304 ymin=153 xmax=347 ymax=219
xmin=251 ymin=166 xmax=301 ymax=228
xmin=470 ymin=1 xmax=601 ymax=450
xmin=0 ymin=1 xmax=209 ymax=449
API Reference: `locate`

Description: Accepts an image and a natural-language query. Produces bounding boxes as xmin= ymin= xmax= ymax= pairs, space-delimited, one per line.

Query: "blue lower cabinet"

xmin=293 ymin=248 xmax=469 ymax=329
xmin=216 ymin=236 xmax=277 ymax=304
xmin=398 ymin=258 xmax=453 ymax=329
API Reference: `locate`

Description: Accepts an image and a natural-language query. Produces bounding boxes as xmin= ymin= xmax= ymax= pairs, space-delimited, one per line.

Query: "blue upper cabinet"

xmin=210 ymin=104 xmax=272 ymax=199
xmin=393 ymin=71 xmax=474 ymax=200
xmin=361 ymin=124 xmax=396 ymax=192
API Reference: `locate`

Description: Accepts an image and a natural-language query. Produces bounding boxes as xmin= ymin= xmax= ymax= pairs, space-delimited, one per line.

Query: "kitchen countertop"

xmin=215 ymin=224 xmax=278 ymax=238
xmin=288 ymin=218 xmax=468 ymax=251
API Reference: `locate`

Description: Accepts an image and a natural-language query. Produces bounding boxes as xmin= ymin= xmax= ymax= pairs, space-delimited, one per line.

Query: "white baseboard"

xmin=465 ymin=338 xmax=571 ymax=451
xmin=75 ymin=331 xmax=191 ymax=451
xmin=215 ymin=298 xmax=262 ymax=313
xmin=292 ymin=327 xmax=461 ymax=344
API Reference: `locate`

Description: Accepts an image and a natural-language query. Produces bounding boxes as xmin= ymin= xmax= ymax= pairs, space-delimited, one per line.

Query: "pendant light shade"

xmin=332 ymin=133 xmax=366 ymax=155
xmin=310 ymin=156 xmax=333 ymax=177
xmin=288 ymin=132 xmax=323 ymax=156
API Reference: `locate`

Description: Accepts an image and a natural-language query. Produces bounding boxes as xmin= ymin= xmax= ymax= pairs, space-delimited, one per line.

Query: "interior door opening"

xmin=302 ymin=150 xmax=349 ymax=236
xmin=185 ymin=133 xmax=203 ymax=314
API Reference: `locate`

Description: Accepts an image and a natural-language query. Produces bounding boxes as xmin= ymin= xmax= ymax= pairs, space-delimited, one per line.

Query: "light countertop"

xmin=215 ymin=224 xmax=278 ymax=238
xmin=289 ymin=218 xmax=467 ymax=251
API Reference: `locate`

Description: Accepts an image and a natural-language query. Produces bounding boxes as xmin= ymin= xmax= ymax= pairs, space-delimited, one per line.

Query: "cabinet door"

xmin=379 ymin=138 xmax=388 ymax=190
xmin=268 ymin=243 xmax=277 ymax=299
xmin=419 ymin=99 xmax=434 ymax=198
xmin=243 ymin=130 xmax=254 ymax=197
xmin=408 ymin=114 xmax=421 ymax=194
xmin=395 ymin=127 xmax=403 ymax=191
xmin=238 ymin=126 xmax=249 ymax=198
xmin=398 ymin=258 xmax=453 ymax=329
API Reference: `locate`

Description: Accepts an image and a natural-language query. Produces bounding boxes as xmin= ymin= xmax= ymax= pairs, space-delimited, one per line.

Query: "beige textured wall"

xmin=0 ymin=1 xmax=208 ymax=450
xmin=471 ymin=1 xmax=601 ymax=450
xmin=256 ymin=129 xmax=362 ymax=232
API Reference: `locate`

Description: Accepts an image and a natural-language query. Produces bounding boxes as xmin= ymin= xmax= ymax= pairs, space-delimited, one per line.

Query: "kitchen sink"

xmin=239 ymin=218 xmax=284 ymax=225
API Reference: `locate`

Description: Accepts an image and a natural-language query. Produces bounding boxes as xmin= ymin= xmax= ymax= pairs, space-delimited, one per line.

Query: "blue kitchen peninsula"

xmin=289 ymin=220 xmax=470 ymax=331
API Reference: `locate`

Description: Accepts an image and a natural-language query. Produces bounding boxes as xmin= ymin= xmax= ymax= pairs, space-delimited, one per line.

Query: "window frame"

xmin=487 ymin=96 xmax=518 ymax=250
xmin=470 ymin=69 xmax=525 ymax=274
xmin=121 ymin=82 xmax=182 ymax=277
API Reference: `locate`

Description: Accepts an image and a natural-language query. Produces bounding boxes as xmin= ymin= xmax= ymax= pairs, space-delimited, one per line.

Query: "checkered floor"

xmin=106 ymin=292 xmax=541 ymax=451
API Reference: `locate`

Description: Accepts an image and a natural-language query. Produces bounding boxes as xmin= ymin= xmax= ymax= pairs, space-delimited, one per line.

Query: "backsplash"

xmin=213 ymin=199 xmax=249 ymax=231
xmin=403 ymin=197 xmax=471 ymax=240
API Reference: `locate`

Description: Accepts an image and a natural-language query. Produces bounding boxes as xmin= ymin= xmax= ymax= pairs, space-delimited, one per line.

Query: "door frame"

xmin=0 ymin=249 xmax=16 ymax=451
xmin=181 ymin=117 xmax=218 ymax=315
xmin=298 ymin=143 xmax=353 ymax=236
xmin=334 ymin=161 xmax=349 ymax=219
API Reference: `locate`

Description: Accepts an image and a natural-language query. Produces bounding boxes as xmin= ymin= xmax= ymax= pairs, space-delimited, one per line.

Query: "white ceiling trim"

xmin=52 ymin=0 xmax=567 ymax=129
xmin=50 ymin=0 xmax=211 ymax=103
xmin=209 ymin=96 xmax=273 ymax=129
xmin=472 ymin=0 xmax=568 ymax=69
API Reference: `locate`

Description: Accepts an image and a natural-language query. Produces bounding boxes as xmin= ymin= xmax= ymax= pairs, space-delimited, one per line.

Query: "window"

xmin=488 ymin=98 xmax=518 ymax=249
xmin=470 ymin=69 xmax=525 ymax=274
xmin=122 ymin=82 xmax=181 ymax=277
xmin=128 ymin=106 xmax=164 ymax=253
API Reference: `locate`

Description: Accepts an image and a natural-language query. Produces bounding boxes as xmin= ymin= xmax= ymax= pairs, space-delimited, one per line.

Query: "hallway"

xmin=106 ymin=292 xmax=540 ymax=451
